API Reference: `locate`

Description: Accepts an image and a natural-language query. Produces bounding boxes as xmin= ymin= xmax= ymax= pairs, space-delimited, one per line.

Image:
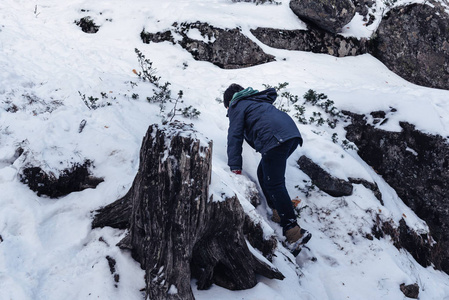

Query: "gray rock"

xmin=140 ymin=30 xmax=174 ymax=44
xmin=290 ymin=0 xmax=356 ymax=33
xmin=370 ymin=3 xmax=449 ymax=90
xmin=400 ymin=283 xmax=419 ymax=299
xmin=345 ymin=111 xmax=449 ymax=273
xmin=297 ymin=155 xmax=353 ymax=197
xmin=141 ymin=22 xmax=274 ymax=69
xmin=251 ymin=27 xmax=368 ymax=57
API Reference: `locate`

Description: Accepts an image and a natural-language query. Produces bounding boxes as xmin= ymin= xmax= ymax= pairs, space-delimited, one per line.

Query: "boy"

xmin=224 ymin=83 xmax=311 ymax=255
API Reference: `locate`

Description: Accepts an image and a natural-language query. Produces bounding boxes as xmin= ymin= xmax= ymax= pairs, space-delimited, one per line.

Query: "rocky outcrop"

xmin=137 ymin=4 xmax=449 ymax=92
xmin=297 ymin=155 xmax=383 ymax=200
xmin=373 ymin=216 xmax=440 ymax=272
xmin=370 ymin=3 xmax=449 ymax=90
xmin=297 ymin=151 xmax=439 ymax=270
xmin=290 ymin=0 xmax=356 ymax=33
xmin=251 ymin=27 xmax=368 ymax=57
xmin=141 ymin=22 xmax=275 ymax=69
xmin=345 ymin=111 xmax=449 ymax=273
xmin=353 ymin=0 xmax=376 ymax=26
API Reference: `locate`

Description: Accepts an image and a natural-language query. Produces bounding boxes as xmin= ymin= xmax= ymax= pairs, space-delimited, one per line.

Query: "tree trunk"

xmin=93 ymin=122 xmax=284 ymax=300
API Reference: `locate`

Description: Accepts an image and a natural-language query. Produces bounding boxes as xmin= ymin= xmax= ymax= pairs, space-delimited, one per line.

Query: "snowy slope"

xmin=1 ymin=0 xmax=449 ymax=299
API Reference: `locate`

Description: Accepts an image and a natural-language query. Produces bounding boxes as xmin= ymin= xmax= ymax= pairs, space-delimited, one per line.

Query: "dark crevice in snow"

xmin=20 ymin=160 xmax=104 ymax=198
xmin=75 ymin=17 xmax=100 ymax=34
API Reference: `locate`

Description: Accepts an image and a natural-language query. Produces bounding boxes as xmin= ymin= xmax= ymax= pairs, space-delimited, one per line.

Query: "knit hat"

xmin=223 ymin=83 xmax=244 ymax=108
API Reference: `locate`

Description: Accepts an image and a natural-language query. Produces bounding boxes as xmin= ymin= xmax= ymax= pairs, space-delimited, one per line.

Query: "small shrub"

xmin=4 ymin=93 xmax=63 ymax=114
xmin=263 ymin=82 xmax=298 ymax=112
xmin=79 ymin=92 xmax=112 ymax=110
xmin=134 ymin=48 xmax=161 ymax=84
xmin=264 ymin=84 xmax=355 ymax=151
xmin=295 ymin=181 xmax=317 ymax=198
xmin=135 ymin=49 xmax=201 ymax=123
xmin=342 ymin=139 xmax=358 ymax=151
xmin=180 ymin=105 xmax=201 ymax=119
xmin=332 ymin=133 xmax=339 ymax=144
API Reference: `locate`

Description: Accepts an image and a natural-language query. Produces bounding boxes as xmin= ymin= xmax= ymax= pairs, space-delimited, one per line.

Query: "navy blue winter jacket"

xmin=227 ymin=88 xmax=303 ymax=171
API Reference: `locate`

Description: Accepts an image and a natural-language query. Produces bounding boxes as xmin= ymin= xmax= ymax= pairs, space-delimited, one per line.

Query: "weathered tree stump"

xmin=93 ymin=122 xmax=283 ymax=299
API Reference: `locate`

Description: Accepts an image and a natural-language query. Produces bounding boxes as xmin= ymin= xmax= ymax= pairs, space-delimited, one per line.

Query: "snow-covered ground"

xmin=1 ymin=0 xmax=449 ymax=299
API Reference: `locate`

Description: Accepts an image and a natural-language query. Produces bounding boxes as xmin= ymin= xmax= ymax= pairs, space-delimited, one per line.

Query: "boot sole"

xmin=289 ymin=233 xmax=312 ymax=256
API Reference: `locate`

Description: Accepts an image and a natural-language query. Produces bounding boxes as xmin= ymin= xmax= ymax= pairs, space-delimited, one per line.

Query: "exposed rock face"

xmin=251 ymin=27 xmax=368 ymax=57
xmin=345 ymin=111 xmax=449 ymax=273
xmin=370 ymin=3 xmax=449 ymax=90
xmin=353 ymin=0 xmax=376 ymax=25
xmin=290 ymin=0 xmax=356 ymax=33
xmin=141 ymin=22 xmax=275 ymax=69
xmin=297 ymin=153 xmax=439 ymax=269
xmin=373 ymin=216 xmax=439 ymax=271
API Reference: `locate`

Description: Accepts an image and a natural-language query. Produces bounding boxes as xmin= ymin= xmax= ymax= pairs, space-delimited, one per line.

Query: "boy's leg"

xmin=260 ymin=138 xmax=311 ymax=254
xmin=257 ymin=162 xmax=275 ymax=209
xmin=260 ymin=139 xmax=298 ymax=231
xmin=258 ymin=161 xmax=282 ymax=223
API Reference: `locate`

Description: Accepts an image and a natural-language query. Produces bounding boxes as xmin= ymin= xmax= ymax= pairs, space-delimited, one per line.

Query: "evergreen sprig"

xmin=134 ymin=48 xmax=200 ymax=123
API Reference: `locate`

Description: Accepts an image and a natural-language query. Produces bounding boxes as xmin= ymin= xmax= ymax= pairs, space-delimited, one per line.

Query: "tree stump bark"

xmin=93 ymin=122 xmax=283 ymax=300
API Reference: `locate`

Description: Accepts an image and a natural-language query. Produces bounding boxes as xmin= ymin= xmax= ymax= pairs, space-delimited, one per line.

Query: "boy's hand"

xmin=232 ymin=170 xmax=242 ymax=175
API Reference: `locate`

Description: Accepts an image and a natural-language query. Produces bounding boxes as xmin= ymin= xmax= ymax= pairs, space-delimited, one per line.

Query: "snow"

xmin=1 ymin=0 xmax=449 ymax=299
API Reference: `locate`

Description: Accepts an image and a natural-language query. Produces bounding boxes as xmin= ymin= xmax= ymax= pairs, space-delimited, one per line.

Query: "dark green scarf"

xmin=229 ymin=87 xmax=259 ymax=106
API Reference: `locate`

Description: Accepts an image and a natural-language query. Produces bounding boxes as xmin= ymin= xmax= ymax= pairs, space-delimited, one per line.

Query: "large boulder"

xmin=290 ymin=0 xmax=356 ymax=33
xmin=370 ymin=3 xmax=449 ymax=90
xmin=251 ymin=27 xmax=368 ymax=57
xmin=141 ymin=22 xmax=274 ymax=69
xmin=344 ymin=111 xmax=449 ymax=273
xmin=297 ymin=155 xmax=382 ymax=200
xmin=297 ymin=155 xmax=354 ymax=197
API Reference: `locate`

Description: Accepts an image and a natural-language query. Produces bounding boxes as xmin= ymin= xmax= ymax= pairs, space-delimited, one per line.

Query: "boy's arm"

xmin=227 ymin=106 xmax=246 ymax=171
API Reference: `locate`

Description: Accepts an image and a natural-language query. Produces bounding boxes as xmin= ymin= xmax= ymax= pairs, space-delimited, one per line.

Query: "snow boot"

xmin=284 ymin=226 xmax=312 ymax=256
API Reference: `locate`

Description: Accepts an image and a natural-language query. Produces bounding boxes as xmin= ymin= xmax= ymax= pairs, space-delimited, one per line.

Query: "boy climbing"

xmin=224 ymin=83 xmax=312 ymax=256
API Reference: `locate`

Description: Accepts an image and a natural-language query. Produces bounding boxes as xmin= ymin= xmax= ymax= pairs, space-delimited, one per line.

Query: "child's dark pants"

xmin=257 ymin=137 xmax=301 ymax=232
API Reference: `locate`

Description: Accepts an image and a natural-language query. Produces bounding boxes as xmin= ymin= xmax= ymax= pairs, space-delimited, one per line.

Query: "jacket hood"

xmin=230 ymin=87 xmax=278 ymax=107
